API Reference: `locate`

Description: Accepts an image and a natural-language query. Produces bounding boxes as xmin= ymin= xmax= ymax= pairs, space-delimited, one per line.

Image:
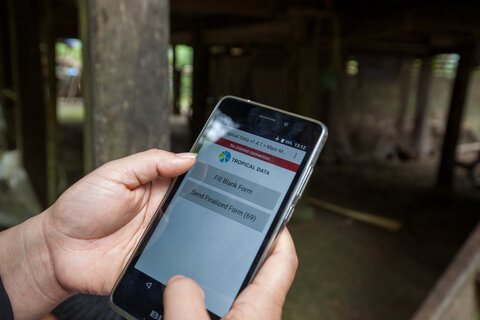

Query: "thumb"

xmin=163 ymin=276 xmax=210 ymax=320
xmin=96 ymin=149 xmax=197 ymax=189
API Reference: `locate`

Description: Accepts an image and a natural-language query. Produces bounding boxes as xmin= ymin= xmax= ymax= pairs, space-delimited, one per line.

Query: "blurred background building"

xmin=1 ymin=0 xmax=480 ymax=319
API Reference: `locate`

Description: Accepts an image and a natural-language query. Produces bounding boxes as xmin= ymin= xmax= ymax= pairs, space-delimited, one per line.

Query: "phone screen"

xmin=111 ymin=97 xmax=326 ymax=319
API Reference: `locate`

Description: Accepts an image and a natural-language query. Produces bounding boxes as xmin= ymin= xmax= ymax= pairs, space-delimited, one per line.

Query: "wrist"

xmin=0 ymin=211 xmax=70 ymax=319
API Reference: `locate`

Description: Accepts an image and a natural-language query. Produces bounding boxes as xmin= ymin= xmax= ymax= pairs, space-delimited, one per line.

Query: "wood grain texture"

xmin=412 ymin=223 xmax=480 ymax=320
xmin=81 ymin=0 xmax=170 ymax=169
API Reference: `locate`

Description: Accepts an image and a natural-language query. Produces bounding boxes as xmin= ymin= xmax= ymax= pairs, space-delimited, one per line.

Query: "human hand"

xmin=0 ymin=150 xmax=196 ymax=319
xmin=163 ymin=228 xmax=298 ymax=320
xmin=45 ymin=149 xmax=196 ymax=295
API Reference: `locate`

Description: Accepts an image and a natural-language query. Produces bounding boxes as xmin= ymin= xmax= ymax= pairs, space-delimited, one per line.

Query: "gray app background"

xmin=135 ymin=127 xmax=305 ymax=316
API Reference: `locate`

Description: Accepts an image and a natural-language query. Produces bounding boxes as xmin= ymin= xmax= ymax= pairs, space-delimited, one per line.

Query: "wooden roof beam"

xmin=171 ymin=0 xmax=283 ymax=18
xmin=172 ymin=20 xmax=296 ymax=46
xmin=345 ymin=39 xmax=429 ymax=56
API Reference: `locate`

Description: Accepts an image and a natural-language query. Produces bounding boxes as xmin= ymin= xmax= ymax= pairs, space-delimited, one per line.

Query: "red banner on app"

xmin=215 ymin=138 xmax=300 ymax=172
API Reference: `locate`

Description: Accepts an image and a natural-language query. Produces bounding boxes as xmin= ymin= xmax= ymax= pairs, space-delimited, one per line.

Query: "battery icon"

xmin=280 ymin=138 xmax=285 ymax=143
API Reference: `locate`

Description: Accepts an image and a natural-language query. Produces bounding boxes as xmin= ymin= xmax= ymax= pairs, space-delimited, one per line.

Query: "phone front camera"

xmin=284 ymin=122 xmax=289 ymax=127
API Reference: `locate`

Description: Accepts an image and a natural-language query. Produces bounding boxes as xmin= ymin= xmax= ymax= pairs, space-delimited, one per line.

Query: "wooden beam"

xmin=172 ymin=20 xmax=293 ymax=46
xmin=172 ymin=46 xmax=181 ymax=115
xmin=345 ymin=40 xmax=429 ymax=56
xmin=437 ymin=44 xmax=476 ymax=188
xmin=8 ymin=0 xmax=48 ymax=208
xmin=40 ymin=0 xmax=58 ymax=205
xmin=80 ymin=0 xmax=171 ymax=169
xmin=172 ymin=17 xmax=428 ymax=56
xmin=51 ymin=0 xmax=79 ymax=38
xmin=411 ymin=56 xmax=433 ymax=158
xmin=412 ymin=223 xmax=480 ymax=320
xmin=0 ymin=0 xmax=16 ymax=150
xmin=343 ymin=5 xmax=480 ymax=42
xmin=396 ymin=59 xmax=414 ymax=132
xmin=410 ymin=5 xmax=480 ymax=37
xmin=342 ymin=6 xmax=480 ymax=55
xmin=172 ymin=0 xmax=281 ymax=18
xmin=190 ymin=22 xmax=210 ymax=142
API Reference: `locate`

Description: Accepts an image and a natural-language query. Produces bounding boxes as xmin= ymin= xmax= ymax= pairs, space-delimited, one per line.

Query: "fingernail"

xmin=168 ymin=275 xmax=185 ymax=283
xmin=176 ymin=152 xmax=197 ymax=159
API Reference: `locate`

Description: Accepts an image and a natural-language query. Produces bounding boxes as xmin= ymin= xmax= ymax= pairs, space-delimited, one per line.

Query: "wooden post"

xmin=8 ymin=0 xmax=48 ymax=208
xmin=172 ymin=45 xmax=181 ymax=114
xmin=0 ymin=0 xmax=16 ymax=150
xmin=287 ymin=21 xmax=302 ymax=114
xmin=290 ymin=18 xmax=325 ymax=119
xmin=411 ymin=56 xmax=433 ymax=158
xmin=40 ymin=0 xmax=58 ymax=205
xmin=190 ymin=22 xmax=210 ymax=142
xmin=438 ymin=45 xmax=476 ymax=188
xmin=396 ymin=59 xmax=414 ymax=133
xmin=80 ymin=0 xmax=171 ymax=170
xmin=318 ymin=16 xmax=354 ymax=161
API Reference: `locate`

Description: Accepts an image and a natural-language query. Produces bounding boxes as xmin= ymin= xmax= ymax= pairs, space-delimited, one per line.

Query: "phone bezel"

xmin=110 ymin=96 xmax=328 ymax=320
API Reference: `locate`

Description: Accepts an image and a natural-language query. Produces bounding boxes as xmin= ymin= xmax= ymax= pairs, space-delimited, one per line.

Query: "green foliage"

xmin=55 ymin=40 xmax=82 ymax=64
xmin=175 ymin=45 xmax=193 ymax=68
xmin=169 ymin=45 xmax=193 ymax=112
xmin=168 ymin=46 xmax=174 ymax=66
xmin=432 ymin=54 xmax=459 ymax=79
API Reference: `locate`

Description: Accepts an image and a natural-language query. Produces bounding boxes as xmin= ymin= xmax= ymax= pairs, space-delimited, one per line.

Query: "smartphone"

xmin=110 ymin=96 xmax=327 ymax=319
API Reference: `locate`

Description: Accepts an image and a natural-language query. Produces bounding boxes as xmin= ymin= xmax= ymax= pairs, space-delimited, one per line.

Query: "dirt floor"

xmin=283 ymin=158 xmax=480 ymax=320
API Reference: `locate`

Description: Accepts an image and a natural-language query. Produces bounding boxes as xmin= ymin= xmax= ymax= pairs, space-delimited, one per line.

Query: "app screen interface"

xmin=135 ymin=117 xmax=306 ymax=316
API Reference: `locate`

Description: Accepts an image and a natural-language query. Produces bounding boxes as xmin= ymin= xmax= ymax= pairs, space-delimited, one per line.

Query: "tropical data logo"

xmin=218 ymin=150 xmax=231 ymax=163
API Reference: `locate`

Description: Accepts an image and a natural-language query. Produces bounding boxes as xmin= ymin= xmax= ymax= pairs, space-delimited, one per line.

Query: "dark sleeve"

xmin=0 ymin=276 xmax=14 ymax=320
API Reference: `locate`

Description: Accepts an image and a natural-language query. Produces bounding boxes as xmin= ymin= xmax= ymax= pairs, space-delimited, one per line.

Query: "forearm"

xmin=0 ymin=212 xmax=70 ymax=319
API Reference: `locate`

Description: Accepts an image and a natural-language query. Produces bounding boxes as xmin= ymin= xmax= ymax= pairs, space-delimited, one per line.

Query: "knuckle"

xmin=290 ymin=252 xmax=299 ymax=270
xmin=225 ymin=304 xmax=258 ymax=320
xmin=144 ymin=148 xmax=164 ymax=156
